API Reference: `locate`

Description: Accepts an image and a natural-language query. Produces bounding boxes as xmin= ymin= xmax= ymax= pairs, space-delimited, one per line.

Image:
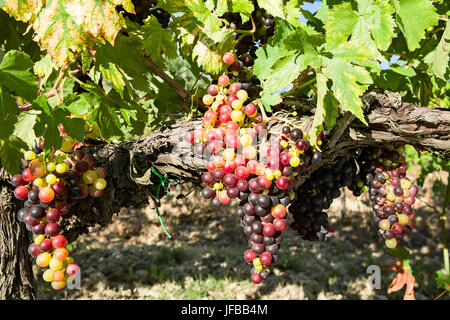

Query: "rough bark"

xmin=0 ymin=178 xmax=36 ymax=299
xmin=1 ymin=90 xmax=450 ymax=299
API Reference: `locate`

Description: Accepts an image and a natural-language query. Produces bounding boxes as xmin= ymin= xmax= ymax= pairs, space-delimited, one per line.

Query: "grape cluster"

xmin=11 ymin=136 xmax=107 ymax=290
xmin=289 ymin=148 xmax=419 ymax=249
xmin=359 ymin=149 xmax=418 ymax=249
xmin=289 ymin=156 xmax=364 ymax=242
xmin=219 ymin=3 xmax=276 ymax=95
xmin=186 ymin=67 xmax=325 ymax=284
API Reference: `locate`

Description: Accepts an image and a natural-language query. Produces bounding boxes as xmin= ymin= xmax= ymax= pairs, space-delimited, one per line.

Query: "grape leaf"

xmin=0 ymin=50 xmax=37 ymax=101
xmin=367 ymin=0 xmax=395 ymax=51
xmin=1 ymin=0 xmax=42 ymax=22
xmin=311 ymin=72 xmax=328 ymax=142
xmin=262 ymin=53 xmax=305 ymax=94
xmin=99 ymin=62 xmax=126 ymax=98
xmin=325 ymin=1 xmax=395 ymax=57
xmin=0 ymin=85 xmax=18 ymax=119
xmin=260 ymin=92 xmax=282 ymax=110
xmin=86 ymin=103 xmax=124 ymax=141
xmin=257 ymin=0 xmax=285 ymax=19
xmin=33 ymin=95 xmax=85 ymax=149
xmin=323 ymin=58 xmax=372 ymax=124
xmin=254 ymin=45 xmax=289 ymax=80
xmin=141 ymin=16 xmax=178 ymax=66
xmin=81 ymin=81 xmax=145 ymax=140
xmin=33 ymin=54 xmax=54 ymax=86
xmin=192 ymin=31 xmax=234 ymax=75
xmin=0 ymin=85 xmax=17 ymax=140
xmin=213 ymin=0 xmax=254 ymax=23
xmin=64 ymin=93 xmax=91 ymax=115
xmin=13 ymin=110 xmax=38 ymax=149
xmin=3 ymin=0 xmax=135 ymax=66
xmin=94 ymin=36 xmax=150 ymax=94
xmin=325 ymin=2 xmax=359 ymax=37
xmin=424 ymin=22 xmax=449 ymax=80
xmin=373 ymin=69 xmax=402 ymax=90
xmin=395 ymin=0 xmax=438 ymax=51
xmin=323 ymin=91 xmax=340 ymax=130
xmin=285 ymin=0 xmax=303 ymax=27
xmin=169 ymin=0 xmax=235 ymax=75
xmin=330 ymin=41 xmax=380 ymax=73
xmin=0 ymin=136 xmax=27 ymax=174
xmin=284 ymin=25 xmax=324 ymax=69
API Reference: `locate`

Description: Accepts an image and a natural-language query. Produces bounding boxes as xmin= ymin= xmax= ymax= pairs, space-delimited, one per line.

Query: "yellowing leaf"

xmin=192 ymin=40 xmax=223 ymax=75
xmin=2 ymin=0 xmax=135 ymax=66
xmin=1 ymin=0 xmax=44 ymax=22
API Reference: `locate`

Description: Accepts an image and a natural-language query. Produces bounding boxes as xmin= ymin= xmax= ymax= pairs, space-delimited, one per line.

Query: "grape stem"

xmin=144 ymin=57 xmax=191 ymax=110
xmin=293 ymin=66 xmax=313 ymax=90
xmin=18 ymin=64 xmax=68 ymax=110
xmin=232 ymin=15 xmax=256 ymax=35
xmin=255 ymin=100 xmax=268 ymax=123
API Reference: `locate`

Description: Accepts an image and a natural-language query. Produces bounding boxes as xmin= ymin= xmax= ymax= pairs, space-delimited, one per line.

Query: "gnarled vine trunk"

xmin=0 ymin=179 xmax=35 ymax=299
xmin=1 ymin=90 xmax=449 ymax=299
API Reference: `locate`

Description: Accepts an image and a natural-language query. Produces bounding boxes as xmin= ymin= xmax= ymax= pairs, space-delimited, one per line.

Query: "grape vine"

xmin=0 ymin=0 xmax=448 ymax=299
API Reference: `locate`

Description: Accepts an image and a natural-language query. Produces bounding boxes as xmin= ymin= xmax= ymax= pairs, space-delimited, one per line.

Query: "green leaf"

xmin=86 ymin=103 xmax=124 ymax=140
xmin=257 ymin=0 xmax=285 ymax=19
xmin=32 ymin=95 xmax=85 ymax=150
xmin=391 ymin=65 xmax=417 ymax=77
xmin=395 ymin=0 xmax=438 ymax=51
xmin=330 ymin=41 xmax=380 ymax=72
xmin=323 ymin=58 xmax=372 ymax=124
xmin=367 ymin=0 xmax=396 ymax=50
xmin=323 ymin=91 xmax=340 ymax=129
xmin=213 ymin=0 xmax=254 ymax=23
xmin=373 ymin=69 xmax=403 ymax=90
xmin=254 ymin=45 xmax=288 ymax=80
xmin=312 ymin=73 xmax=339 ymax=136
xmin=284 ymin=25 xmax=324 ymax=69
xmin=33 ymin=54 xmax=54 ymax=86
xmin=424 ymin=22 xmax=449 ymax=80
xmin=325 ymin=2 xmax=359 ymax=37
xmin=0 ymin=86 xmax=18 ymax=140
xmin=285 ymin=0 xmax=303 ymax=27
xmin=262 ymin=53 xmax=305 ymax=94
xmin=13 ymin=111 xmax=38 ymax=149
xmin=260 ymin=92 xmax=282 ymax=111
xmin=435 ymin=270 xmax=450 ymax=291
xmin=65 ymin=94 xmax=92 ymax=115
xmin=0 ymin=136 xmax=27 ymax=174
xmin=311 ymin=72 xmax=328 ymax=142
xmin=325 ymin=1 xmax=395 ymax=56
xmin=141 ymin=16 xmax=178 ymax=65
xmin=0 ymin=85 xmax=18 ymax=119
xmin=99 ymin=62 xmax=126 ymax=98
xmin=94 ymin=36 xmax=150 ymax=94
xmin=0 ymin=50 xmax=37 ymax=101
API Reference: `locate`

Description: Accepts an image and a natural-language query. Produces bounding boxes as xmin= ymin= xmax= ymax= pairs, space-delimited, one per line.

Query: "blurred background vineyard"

xmin=35 ymin=146 xmax=450 ymax=300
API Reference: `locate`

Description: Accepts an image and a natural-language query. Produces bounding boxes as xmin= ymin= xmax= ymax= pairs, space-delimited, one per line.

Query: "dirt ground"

xmin=36 ymin=170 xmax=449 ymax=300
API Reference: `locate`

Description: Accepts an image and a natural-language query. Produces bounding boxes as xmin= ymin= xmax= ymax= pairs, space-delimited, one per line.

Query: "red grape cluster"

xmin=185 ymin=74 xmax=324 ymax=284
xmin=363 ymin=149 xmax=418 ymax=249
xmin=11 ymin=136 xmax=107 ymax=290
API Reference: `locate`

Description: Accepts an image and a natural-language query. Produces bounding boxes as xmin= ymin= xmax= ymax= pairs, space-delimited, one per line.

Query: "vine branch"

xmin=144 ymin=57 xmax=191 ymax=109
